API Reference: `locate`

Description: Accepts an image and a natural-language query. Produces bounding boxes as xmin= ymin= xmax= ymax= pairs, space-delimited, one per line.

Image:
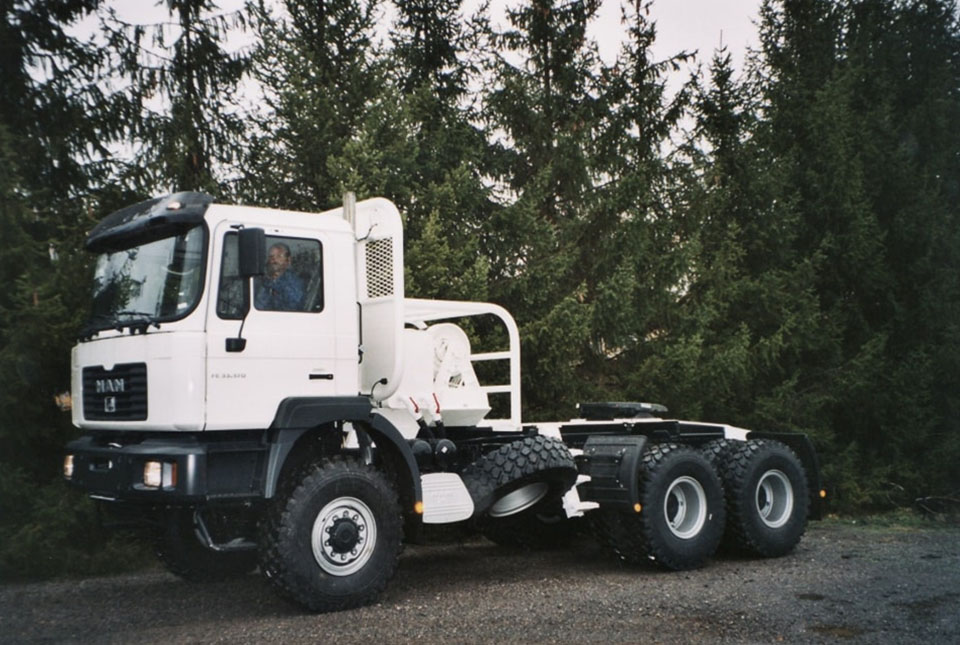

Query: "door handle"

xmin=309 ymin=372 xmax=334 ymax=380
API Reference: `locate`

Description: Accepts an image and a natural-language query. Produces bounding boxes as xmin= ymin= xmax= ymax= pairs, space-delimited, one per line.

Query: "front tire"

xmin=259 ymin=457 xmax=402 ymax=612
xmin=592 ymin=444 xmax=725 ymax=570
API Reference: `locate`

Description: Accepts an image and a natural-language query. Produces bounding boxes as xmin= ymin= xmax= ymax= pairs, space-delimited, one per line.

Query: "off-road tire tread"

xmin=258 ymin=456 xmax=402 ymax=612
xmin=461 ymin=435 xmax=578 ymax=517
xmin=591 ymin=443 xmax=725 ymax=570
xmin=710 ymin=439 xmax=809 ymax=557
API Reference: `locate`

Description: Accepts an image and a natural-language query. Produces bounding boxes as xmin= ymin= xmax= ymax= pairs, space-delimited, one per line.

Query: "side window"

xmin=217 ymin=233 xmax=324 ymax=319
xmin=217 ymin=233 xmax=245 ymax=319
xmin=255 ymin=236 xmax=323 ymax=312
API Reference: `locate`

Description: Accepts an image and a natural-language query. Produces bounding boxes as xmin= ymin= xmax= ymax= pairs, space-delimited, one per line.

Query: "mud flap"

xmin=577 ymin=435 xmax=647 ymax=510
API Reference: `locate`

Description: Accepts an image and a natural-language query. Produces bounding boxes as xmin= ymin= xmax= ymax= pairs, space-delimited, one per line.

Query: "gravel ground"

xmin=1 ymin=521 xmax=957 ymax=644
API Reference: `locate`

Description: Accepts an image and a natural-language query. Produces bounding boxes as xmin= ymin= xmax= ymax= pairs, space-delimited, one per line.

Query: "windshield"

xmin=87 ymin=225 xmax=206 ymax=332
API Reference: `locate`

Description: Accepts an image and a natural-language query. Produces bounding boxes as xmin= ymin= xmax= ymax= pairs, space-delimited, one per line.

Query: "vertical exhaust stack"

xmin=343 ymin=191 xmax=357 ymax=230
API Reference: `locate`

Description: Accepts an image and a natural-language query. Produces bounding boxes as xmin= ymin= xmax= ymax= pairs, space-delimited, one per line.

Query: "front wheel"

xmin=259 ymin=457 xmax=402 ymax=612
xmin=592 ymin=444 xmax=725 ymax=570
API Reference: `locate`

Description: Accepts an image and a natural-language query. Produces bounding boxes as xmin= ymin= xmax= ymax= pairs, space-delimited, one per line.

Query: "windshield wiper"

xmin=78 ymin=311 xmax=162 ymax=340
xmin=78 ymin=314 xmax=113 ymax=340
xmin=114 ymin=310 xmax=162 ymax=334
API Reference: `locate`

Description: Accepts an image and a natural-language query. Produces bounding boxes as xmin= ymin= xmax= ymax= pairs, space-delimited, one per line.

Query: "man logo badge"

xmin=95 ymin=378 xmax=125 ymax=394
xmin=104 ymin=396 xmax=117 ymax=413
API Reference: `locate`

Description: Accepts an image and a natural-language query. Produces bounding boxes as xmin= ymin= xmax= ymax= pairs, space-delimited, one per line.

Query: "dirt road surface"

xmin=1 ymin=522 xmax=957 ymax=644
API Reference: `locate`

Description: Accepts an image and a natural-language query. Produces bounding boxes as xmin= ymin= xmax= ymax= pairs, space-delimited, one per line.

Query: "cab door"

xmin=205 ymin=221 xmax=351 ymax=430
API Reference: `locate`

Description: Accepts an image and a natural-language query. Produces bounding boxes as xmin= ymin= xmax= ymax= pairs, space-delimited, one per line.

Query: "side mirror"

xmin=238 ymin=228 xmax=266 ymax=278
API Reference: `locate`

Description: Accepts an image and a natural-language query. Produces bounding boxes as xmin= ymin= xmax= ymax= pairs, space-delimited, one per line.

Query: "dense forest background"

xmin=1 ymin=0 xmax=958 ymax=579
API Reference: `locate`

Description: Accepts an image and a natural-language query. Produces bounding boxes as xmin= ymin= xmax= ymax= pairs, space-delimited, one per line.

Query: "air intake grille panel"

xmin=82 ymin=363 xmax=148 ymax=421
xmin=365 ymin=237 xmax=394 ymax=299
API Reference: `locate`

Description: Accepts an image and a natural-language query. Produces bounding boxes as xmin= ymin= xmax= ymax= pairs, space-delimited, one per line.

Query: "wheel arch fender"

xmin=266 ymin=397 xmax=422 ymax=511
xmin=367 ymin=411 xmax=422 ymax=514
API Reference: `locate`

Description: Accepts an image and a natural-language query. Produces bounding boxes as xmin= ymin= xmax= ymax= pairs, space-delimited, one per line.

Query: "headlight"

xmin=143 ymin=461 xmax=162 ymax=488
xmin=143 ymin=461 xmax=178 ymax=489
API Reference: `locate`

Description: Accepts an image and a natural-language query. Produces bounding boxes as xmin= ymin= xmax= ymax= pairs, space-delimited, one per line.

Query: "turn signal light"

xmin=414 ymin=501 xmax=424 ymax=515
xmin=63 ymin=455 xmax=74 ymax=479
xmin=820 ymin=489 xmax=827 ymax=499
xmin=633 ymin=503 xmax=642 ymax=513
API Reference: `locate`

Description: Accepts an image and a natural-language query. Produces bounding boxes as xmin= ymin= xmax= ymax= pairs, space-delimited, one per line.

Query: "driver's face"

xmin=266 ymin=245 xmax=290 ymax=278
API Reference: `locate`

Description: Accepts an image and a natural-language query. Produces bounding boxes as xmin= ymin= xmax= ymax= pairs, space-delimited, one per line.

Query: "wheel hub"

xmin=328 ymin=517 xmax=361 ymax=553
xmin=664 ymin=476 xmax=707 ymax=539
xmin=755 ymin=469 xmax=794 ymax=528
xmin=311 ymin=497 xmax=377 ymax=576
xmin=488 ymin=482 xmax=550 ymax=518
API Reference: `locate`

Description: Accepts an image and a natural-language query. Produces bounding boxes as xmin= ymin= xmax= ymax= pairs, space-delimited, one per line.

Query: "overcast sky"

xmin=482 ymin=0 xmax=761 ymax=70
xmin=101 ymin=0 xmax=761 ymax=74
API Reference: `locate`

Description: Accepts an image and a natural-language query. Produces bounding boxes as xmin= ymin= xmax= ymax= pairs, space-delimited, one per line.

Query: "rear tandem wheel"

xmin=592 ymin=443 xmax=726 ymax=570
xmin=704 ymin=438 xmax=809 ymax=557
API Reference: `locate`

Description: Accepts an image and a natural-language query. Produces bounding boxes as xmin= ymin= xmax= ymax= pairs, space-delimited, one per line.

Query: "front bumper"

xmin=64 ymin=434 xmax=266 ymax=503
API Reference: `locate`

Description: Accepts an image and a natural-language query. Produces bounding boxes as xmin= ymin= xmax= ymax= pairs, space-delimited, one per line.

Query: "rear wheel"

xmin=712 ymin=439 xmax=809 ymax=557
xmin=259 ymin=457 xmax=402 ymax=612
xmin=592 ymin=444 xmax=725 ymax=570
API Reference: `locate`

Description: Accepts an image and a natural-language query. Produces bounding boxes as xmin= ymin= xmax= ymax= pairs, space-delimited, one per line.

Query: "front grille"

xmin=82 ymin=363 xmax=148 ymax=421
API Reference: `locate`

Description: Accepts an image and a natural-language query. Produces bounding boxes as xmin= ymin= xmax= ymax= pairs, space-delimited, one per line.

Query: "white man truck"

xmin=64 ymin=192 xmax=823 ymax=612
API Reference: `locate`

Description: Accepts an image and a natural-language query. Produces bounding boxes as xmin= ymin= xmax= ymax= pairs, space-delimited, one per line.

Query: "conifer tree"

xmin=101 ymin=0 xmax=249 ymax=195
xmin=240 ymin=0 xmax=389 ymax=210
xmin=0 ymin=0 xmax=112 ymax=479
xmin=483 ymin=0 xmax=606 ymax=415
xmin=389 ymin=0 xmax=491 ymax=301
xmin=662 ymin=45 xmax=828 ymax=432
xmin=0 ymin=0 xmax=149 ymax=579
xmin=837 ymin=0 xmax=960 ymax=503
xmin=753 ymin=0 xmax=960 ymax=507
xmin=588 ymin=1 xmax=698 ymax=409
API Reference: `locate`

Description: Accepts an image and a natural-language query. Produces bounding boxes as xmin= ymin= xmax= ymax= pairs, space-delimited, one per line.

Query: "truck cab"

xmin=73 ymin=192 xmax=391 ymax=433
